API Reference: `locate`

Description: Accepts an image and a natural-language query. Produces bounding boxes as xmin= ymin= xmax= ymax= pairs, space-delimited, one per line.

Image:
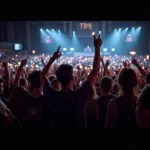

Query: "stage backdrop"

xmin=76 ymin=22 xmax=99 ymax=37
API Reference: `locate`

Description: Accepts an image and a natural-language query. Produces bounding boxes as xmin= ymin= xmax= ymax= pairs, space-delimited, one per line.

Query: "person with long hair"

xmin=105 ymin=68 xmax=138 ymax=128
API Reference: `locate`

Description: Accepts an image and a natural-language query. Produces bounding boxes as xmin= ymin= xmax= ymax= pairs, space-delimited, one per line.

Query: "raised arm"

xmin=41 ymin=46 xmax=62 ymax=84
xmin=2 ymin=62 xmax=11 ymax=87
xmin=41 ymin=56 xmax=46 ymax=67
xmin=132 ymin=58 xmax=146 ymax=78
xmin=13 ymin=57 xmax=29 ymax=87
xmin=87 ymin=35 xmax=102 ymax=88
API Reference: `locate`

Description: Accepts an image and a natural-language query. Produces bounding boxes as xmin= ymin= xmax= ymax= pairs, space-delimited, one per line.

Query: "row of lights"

xmin=41 ymin=27 xmax=141 ymax=34
xmin=114 ymin=27 xmax=141 ymax=31
xmin=40 ymin=29 xmax=59 ymax=32
xmin=42 ymin=29 xmax=102 ymax=36
xmin=63 ymin=48 xmax=75 ymax=51
xmin=103 ymin=48 xmax=115 ymax=52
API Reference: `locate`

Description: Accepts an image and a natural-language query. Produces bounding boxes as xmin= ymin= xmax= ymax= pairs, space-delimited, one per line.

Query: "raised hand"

xmin=20 ymin=57 xmax=29 ymax=68
xmin=100 ymin=56 xmax=104 ymax=62
xmin=131 ymin=58 xmax=138 ymax=66
xmin=52 ymin=46 xmax=62 ymax=60
xmin=94 ymin=34 xmax=103 ymax=49
xmin=2 ymin=62 xmax=8 ymax=69
xmin=41 ymin=56 xmax=44 ymax=63
xmin=106 ymin=59 xmax=110 ymax=67
xmin=123 ymin=61 xmax=127 ymax=68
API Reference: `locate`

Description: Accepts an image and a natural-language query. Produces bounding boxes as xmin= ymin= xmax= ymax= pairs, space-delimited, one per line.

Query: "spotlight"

xmin=111 ymin=48 xmax=115 ymax=52
xmin=63 ymin=48 xmax=67 ymax=51
xmin=73 ymin=31 xmax=75 ymax=33
xmin=70 ymin=48 xmax=74 ymax=51
xmin=58 ymin=30 xmax=60 ymax=32
xmin=52 ymin=29 xmax=54 ymax=31
xmin=40 ymin=29 xmax=42 ymax=31
xmin=99 ymin=31 xmax=101 ymax=34
xmin=91 ymin=32 xmax=95 ymax=35
xmin=119 ymin=28 xmax=121 ymax=30
xmin=87 ymin=46 xmax=90 ymax=48
xmin=114 ymin=29 xmax=117 ymax=31
xmin=32 ymin=50 xmax=36 ymax=54
xmin=46 ymin=29 xmax=48 ymax=31
xmin=139 ymin=27 xmax=141 ymax=29
xmin=126 ymin=28 xmax=128 ymax=30
xmin=132 ymin=27 xmax=135 ymax=29
xmin=130 ymin=51 xmax=136 ymax=55
xmin=103 ymin=48 xmax=107 ymax=52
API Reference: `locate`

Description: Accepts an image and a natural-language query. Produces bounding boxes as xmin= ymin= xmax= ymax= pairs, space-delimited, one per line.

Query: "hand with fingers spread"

xmin=52 ymin=46 xmax=62 ymax=60
xmin=94 ymin=34 xmax=103 ymax=49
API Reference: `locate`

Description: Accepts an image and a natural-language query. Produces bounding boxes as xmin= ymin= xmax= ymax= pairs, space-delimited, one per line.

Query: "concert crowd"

xmin=0 ymin=35 xmax=150 ymax=145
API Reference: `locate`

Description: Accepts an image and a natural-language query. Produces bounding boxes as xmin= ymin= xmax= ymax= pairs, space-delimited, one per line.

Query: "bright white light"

xmin=70 ymin=48 xmax=74 ymax=51
xmin=52 ymin=29 xmax=54 ymax=31
xmin=99 ymin=31 xmax=101 ymax=34
xmin=119 ymin=28 xmax=121 ymax=30
xmin=91 ymin=32 xmax=95 ymax=35
xmin=146 ymin=55 xmax=149 ymax=60
xmin=46 ymin=29 xmax=48 ymax=31
xmin=132 ymin=27 xmax=135 ymax=30
xmin=114 ymin=29 xmax=117 ymax=31
xmin=126 ymin=28 xmax=128 ymax=30
xmin=111 ymin=48 xmax=115 ymax=51
xmin=63 ymin=48 xmax=67 ymax=51
xmin=40 ymin=29 xmax=42 ymax=31
xmin=58 ymin=30 xmax=60 ymax=32
xmin=130 ymin=51 xmax=136 ymax=55
xmin=32 ymin=50 xmax=36 ymax=54
xmin=87 ymin=46 xmax=89 ymax=48
xmin=73 ymin=31 xmax=75 ymax=33
xmin=139 ymin=27 xmax=141 ymax=29
xmin=103 ymin=48 xmax=107 ymax=52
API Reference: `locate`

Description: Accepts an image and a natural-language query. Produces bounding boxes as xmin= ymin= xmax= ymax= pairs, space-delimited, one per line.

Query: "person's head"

xmin=82 ymin=79 xmax=97 ymax=100
xmin=56 ymin=64 xmax=73 ymax=88
xmin=28 ymin=71 xmax=41 ymax=91
xmin=136 ymin=85 xmax=150 ymax=128
xmin=51 ymin=79 xmax=61 ymax=91
xmin=118 ymin=68 xmax=137 ymax=94
xmin=0 ymin=79 xmax=4 ymax=96
xmin=19 ymin=78 xmax=28 ymax=89
xmin=100 ymin=76 xmax=113 ymax=93
xmin=145 ymin=73 xmax=150 ymax=84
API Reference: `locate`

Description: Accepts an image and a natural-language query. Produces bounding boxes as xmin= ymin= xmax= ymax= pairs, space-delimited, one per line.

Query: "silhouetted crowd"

xmin=1 ymin=35 xmax=150 ymax=146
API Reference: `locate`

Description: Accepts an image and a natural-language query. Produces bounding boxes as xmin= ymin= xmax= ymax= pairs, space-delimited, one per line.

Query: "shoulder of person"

xmin=108 ymin=98 xmax=118 ymax=107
